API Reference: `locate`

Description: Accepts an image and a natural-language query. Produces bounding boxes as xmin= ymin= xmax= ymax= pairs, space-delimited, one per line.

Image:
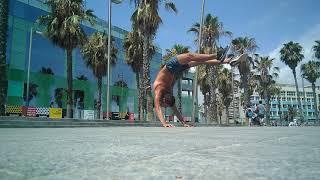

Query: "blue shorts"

xmin=165 ymin=56 xmax=189 ymax=75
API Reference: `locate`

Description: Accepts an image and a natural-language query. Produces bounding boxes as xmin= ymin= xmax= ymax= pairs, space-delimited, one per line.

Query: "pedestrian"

xmin=255 ymin=100 xmax=266 ymax=125
xmin=246 ymin=108 xmax=254 ymax=126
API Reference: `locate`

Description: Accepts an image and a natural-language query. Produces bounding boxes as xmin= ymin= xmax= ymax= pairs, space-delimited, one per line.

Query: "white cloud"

xmin=267 ymin=23 xmax=320 ymax=86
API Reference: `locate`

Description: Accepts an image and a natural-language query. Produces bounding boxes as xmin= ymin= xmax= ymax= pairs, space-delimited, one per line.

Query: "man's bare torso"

xmin=153 ymin=66 xmax=174 ymax=93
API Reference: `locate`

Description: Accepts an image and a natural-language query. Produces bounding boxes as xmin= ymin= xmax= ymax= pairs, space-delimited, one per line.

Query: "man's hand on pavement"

xmin=163 ymin=124 xmax=175 ymax=128
xmin=183 ymin=123 xmax=194 ymax=127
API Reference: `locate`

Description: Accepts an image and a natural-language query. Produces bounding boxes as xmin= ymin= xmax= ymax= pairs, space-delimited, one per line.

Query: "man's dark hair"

xmin=162 ymin=93 xmax=175 ymax=107
xmin=259 ymin=100 xmax=263 ymax=104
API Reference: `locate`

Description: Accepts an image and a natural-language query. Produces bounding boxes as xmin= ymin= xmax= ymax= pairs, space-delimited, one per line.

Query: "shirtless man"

xmin=153 ymin=50 xmax=247 ymax=127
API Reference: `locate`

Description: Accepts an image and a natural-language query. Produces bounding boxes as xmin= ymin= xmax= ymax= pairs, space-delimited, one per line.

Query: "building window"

xmin=282 ymin=97 xmax=286 ymax=101
xmin=306 ymin=92 xmax=313 ymax=97
xmin=281 ymin=91 xmax=286 ymax=96
xmin=287 ymin=91 xmax=296 ymax=96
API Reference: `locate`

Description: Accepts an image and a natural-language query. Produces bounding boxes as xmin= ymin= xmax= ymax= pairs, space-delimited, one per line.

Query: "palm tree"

xmin=247 ymin=71 xmax=258 ymax=103
xmin=76 ymin=75 xmax=88 ymax=81
xmin=197 ymin=65 xmax=211 ymax=122
xmin=218 ymin=68 xmax=233 ymax=125
xmin=254 ymin=56 xmax=279 ymax=124
xmin=39 ymin=67 xmax=54 ymax=75
xmin=268 ymin=85 xmax=282 ymax=125
xmin=0 ymin=0 xmax=9 ymax=115
xmin=123 ymin=30 xmax=156 ymax=121
xmin=37 ymin=0 xmax=96 ymax=118
xmin=23 ymin=83 xmax=38 ymax=104
xmin=189 ymin=14 xmax=232 ymax=123
xmin=231 ymin=37 xmax=258 ymax=108
xmin=313 ymin=40 xmax=320 ymax=60
xmin=301 ymin=61 xmax=320 ymax=124
xmin=287 ymin=105 xmax=298 ymax=123
xmin=217 ymin=96 xmax=224 ymax=125
xmin=280 ymin=41 xmax=304 ymax=121
xmin=81 ymin=32 xmax=118 ymax=119
xmin=54 ymin=88 xmax=64 ymax=108
xmin=163 ymin=44 xmax=189 ymax=112
xmin=130 ymin=0 xmax=177 ymax=121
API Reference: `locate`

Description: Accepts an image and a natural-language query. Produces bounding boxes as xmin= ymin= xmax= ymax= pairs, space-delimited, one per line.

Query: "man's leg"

xmin=176 ymin=53 xmax=217 ymax=65
xmin=188 ymin=59 xmax=225 ymax=67
xmin=187 ymin=53 xmax=247 ymax=68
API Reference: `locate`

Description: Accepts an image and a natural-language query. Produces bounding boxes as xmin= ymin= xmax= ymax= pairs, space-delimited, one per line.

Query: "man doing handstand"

xmin=153 ymin=49 xmax=247 ymax=127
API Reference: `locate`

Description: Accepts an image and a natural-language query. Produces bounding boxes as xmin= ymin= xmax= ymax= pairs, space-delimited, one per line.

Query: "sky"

xmin=86 ymin=0 xmax=320 ymax=86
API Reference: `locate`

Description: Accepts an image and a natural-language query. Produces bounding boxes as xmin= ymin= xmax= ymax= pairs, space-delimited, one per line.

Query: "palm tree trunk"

xmin=138 ymin=70 xmax=144 ymax=121
xmin=208 ymin=90 xmax=213 ymax=123
xmin=264 ymin=89 xmax=270 ymax=125
xmin=226 ymin=105 xmax=230 ymax=125
xmin=209 ymin=67 xmax=217 ymax=123
xmin=143 ymin=37 xmax=153 ymax=122
xmin=136 ymin=71 xmax=140 ymax=121
xmin=242 ymin=73 xmax=250 ymax=108
xmin=0 ymin=0 xmax=9 ymax=115
xmin=177 ymin=78 xmax=182 ymax=112
xmin=204 ymin=93 xmax=208 ymax=123
xmin=142 ymin=36 xmax=149 ymax=121
xmin=66 ymin=49 xmax=73 ymax=118
xmin=97 ymin=77 xmax=102 ymax=119
xmin=292 ymin=69 xmax=303 ymax=122
xmin=266 ymin=97 xmax=271 ymax=125
xmin=312 ymin=83 xmax=319 ymax=124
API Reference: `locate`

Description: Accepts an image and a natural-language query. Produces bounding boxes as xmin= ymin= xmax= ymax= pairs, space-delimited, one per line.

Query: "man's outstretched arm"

xmin=172 ymin=106 xmax=193 ymax=127
xmin=154 ymin=93 xmax=175 ymax=127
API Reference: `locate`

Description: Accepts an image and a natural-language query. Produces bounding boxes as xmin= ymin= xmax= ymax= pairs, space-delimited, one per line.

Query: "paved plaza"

xmin=0 ymin=127 xmax=320 ymax=180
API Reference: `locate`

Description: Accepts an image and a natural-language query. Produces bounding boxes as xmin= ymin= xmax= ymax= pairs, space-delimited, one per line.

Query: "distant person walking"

xmin=245 ymin=108 xmax=254 ymax=126
xmin=255 ymin=100 xmax=266 ymax=125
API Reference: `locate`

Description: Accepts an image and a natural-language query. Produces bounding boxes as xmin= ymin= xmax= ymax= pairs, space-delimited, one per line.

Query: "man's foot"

xmin=229 ymin=53 xmax=248 ymax=66
xmin=217 ymin=46 xmax=230 ymax=62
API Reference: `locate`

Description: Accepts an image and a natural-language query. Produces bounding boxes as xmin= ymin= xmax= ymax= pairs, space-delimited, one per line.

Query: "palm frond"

xmin=164 ymin=2 xmax=178 ymax=13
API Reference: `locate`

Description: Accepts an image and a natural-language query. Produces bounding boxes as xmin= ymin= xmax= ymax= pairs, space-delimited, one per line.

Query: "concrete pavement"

xmin=0 ymin=127 xmax=319 ymax=180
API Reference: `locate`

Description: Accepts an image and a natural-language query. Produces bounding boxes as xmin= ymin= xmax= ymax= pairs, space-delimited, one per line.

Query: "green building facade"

xmin=5 ymin=0 xmax=194 ymax=120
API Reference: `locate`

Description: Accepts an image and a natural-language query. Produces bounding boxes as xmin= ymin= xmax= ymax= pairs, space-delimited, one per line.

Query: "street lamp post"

xmin=106 ymin=0 xmax=121 ymax=120
xmin=26 ymin=27 xmax=42 ymax=107
xmin=191 ymin=0 xmax=205 ymax=124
